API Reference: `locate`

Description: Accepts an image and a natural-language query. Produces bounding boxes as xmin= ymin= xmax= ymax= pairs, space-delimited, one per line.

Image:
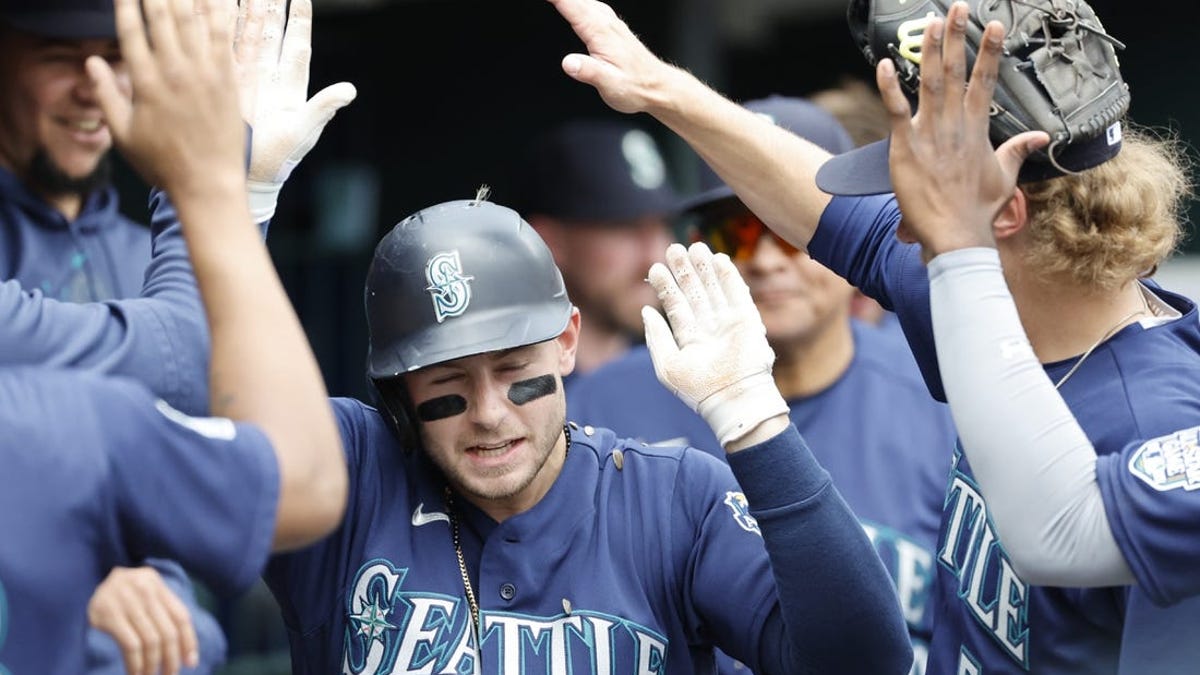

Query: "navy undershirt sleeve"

xmin=728 ymin=425 xmax=913 ymax=674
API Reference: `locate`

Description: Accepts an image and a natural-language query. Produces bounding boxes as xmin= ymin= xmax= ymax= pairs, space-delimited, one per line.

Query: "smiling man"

xmin=0 ymin=0 xmax=144 ymax=301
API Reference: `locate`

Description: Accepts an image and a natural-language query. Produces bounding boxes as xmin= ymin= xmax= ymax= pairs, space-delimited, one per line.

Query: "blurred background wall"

xmin=113 ymin=0 xmax=1200 ymax=400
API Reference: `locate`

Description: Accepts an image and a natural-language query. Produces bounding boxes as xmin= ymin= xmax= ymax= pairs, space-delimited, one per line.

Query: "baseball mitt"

xmin=848 ymin=0 xmax=1130 ymax=176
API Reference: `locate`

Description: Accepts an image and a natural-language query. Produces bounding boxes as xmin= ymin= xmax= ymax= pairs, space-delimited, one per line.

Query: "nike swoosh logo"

xmin=412 ymin=503 xmax=450 ymax=527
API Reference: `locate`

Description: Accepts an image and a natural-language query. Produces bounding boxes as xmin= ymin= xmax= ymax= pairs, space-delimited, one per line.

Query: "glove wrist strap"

xmin=696 ymin=372 xmax=790 ymax=447
xmin=247 ymin=179 xmax=282 ymax=224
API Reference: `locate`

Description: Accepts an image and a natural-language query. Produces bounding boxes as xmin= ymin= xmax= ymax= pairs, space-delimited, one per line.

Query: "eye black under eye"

xmin=413 ymin=374 xmax=558 ymax=422
xmin=415 ymin=395 xmax=467 ymax=422
xmin=508 ymin=375 xmax=557 ymax=405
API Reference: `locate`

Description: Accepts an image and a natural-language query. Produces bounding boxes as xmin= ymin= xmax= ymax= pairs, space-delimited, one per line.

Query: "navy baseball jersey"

xmin=811 ymin=193 xmax=1200 ymax=674
xmin=0 ymin=368 xmax=279 ymax=674
xmin=1098 ymin=426 xmax=1200 ymax=607
xmin=0 ymin=185 xmax=226 ymax=671
xmin=264 ymin=397 xmax=909 ymax=674
xmin=567 ymin=321 xmax=956 ymax=673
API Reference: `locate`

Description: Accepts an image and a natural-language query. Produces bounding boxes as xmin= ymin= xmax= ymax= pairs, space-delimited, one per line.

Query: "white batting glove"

xmin=642 ymin=243 xmax=789 ymax=447
xmin=236 ymin=0 xmax=356 ymax=222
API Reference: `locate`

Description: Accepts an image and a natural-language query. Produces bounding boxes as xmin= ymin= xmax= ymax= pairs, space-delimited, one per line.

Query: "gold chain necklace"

xmin=444 ymin=486 xmax=481 ymax=645
xmin=443 ymin=425 xmax=572 ymax=649
xmin=1053 ymin=291 xmax=1150 ymax=390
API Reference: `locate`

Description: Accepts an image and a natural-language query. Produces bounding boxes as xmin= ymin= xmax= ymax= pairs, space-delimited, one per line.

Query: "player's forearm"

xmin=928 ymin=248 xmax=1133 ymax=585
xmin=729 ymin=425 xmax=914 ymax=674
xmin=172 ymin=179 xmax=347 ymax=551
xmin=645 ymin=67 xmax=833 ymax=248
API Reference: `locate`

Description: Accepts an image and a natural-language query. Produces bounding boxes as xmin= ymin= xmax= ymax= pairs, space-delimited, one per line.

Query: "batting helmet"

xmin=366 ymin=197 xmax=572 ymax=382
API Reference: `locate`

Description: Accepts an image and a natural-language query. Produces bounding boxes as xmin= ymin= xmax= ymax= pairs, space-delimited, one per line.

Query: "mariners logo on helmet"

xmin=424 ymin=250 xmax=475 ymax=323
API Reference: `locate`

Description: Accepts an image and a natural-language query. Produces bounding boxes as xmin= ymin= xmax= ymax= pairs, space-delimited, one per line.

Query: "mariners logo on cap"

xmin=1128 ymin=425 xmax=1200 ymax=492
xmin=424 ymin=250 xmax=475 ymax=323
xmin=723 ymin=491 xmax=761 ymax=535
xmin=621 ymin=129 xmax=666 ymax=190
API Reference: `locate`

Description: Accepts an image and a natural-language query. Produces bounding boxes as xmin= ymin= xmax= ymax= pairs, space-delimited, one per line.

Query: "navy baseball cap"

xmin=815 ymin=114 xmax=1125 ymax=196
xmin=514 ymin=119 xmax=680 ymax=223
xmin=679 ymin=96 xmax=856 ymax=213
xmin=0 ymin=0 xmax=116 ymax=40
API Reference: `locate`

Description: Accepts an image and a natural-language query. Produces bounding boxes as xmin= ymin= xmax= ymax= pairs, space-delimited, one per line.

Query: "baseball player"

xmin=891 ymin=17 xmax=1200 ymax=607
xmin=545 ymin=0 xmax=1200 ymax=672
xmin=0 ymin=0 xmax=347 ymax=672
xmin=515 ymin=119 xmax=678 ymax=382
xmin=0 ymin=0 xmax=352 ymax=417
xmin=0 ymin=0 xmax=353 ymax=670
xmin=567 ymin=96 xmax=956 ymax=675
xmin=262 ymin=199 xmax=912 ymax=673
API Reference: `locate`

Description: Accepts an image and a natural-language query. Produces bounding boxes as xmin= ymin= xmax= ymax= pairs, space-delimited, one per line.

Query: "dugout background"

xmin=113 ymin=0 xmax=1200 ymax=402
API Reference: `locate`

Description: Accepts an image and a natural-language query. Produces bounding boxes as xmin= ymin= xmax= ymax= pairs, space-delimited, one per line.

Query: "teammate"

xmin=886 ymin=14 xmax=1200 ymax=606
xmin=567 ymin=96 xmax=955 ymax=673
xmin=0 ymin=0 xmax=353 ymax=670
xmin=0 ymin=0 xmax=232 ymax=669
xmin=0 ymin=0 xmax=350 ymax=303
xmin=261 ymin=199 xmax=911 ymax=673
xmin=545 ymin=0 xmax=1200 ymax=672
xmin=515 ymin=118 xmax=677 ymax=380
xmin=0 ymin=0 xmax=347 ymax=672
xmin=0 ymin=0 xmax=146 ymax=303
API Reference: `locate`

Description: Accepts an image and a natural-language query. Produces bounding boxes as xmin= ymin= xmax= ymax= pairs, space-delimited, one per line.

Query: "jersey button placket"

xmin=499 ymin=582 xmax=517 ymax=601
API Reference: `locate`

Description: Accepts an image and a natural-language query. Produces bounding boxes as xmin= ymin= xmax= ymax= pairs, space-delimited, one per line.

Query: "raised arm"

xmin=545 ymin=0 xmax=832 ymax=248
xmin=642 ymin=242 xmax=912 ymax=673
xmin=874 ymin=3 xmax=1131 ymax=586
xmin=90 ymin=0 xmax=346 ymax=549
xmin=0 ymin=0 xmax=351 ymax=417
xmin=239 ymin=0 xmax=356 ymax=223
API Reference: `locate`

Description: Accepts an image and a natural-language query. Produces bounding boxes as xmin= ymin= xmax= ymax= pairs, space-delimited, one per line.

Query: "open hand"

xmin=235 ymin=0 xmax=355 ymax=221
xmin=88 ymin=0 xmax=245 ymax=194
xmin=643 ymin=243 xmax=789 ymax=448
xmin=879 ymin=1 xmax=1049 ymax=258
xmin=546 ymin=0 xmax=675 ymax=115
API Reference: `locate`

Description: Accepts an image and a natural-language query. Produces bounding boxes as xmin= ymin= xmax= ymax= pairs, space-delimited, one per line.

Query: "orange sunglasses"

xmin=691 ymin=211 xmax=800 ymax=261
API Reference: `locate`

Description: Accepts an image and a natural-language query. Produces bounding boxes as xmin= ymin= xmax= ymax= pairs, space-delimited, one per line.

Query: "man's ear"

xmin=556 ymin=308 xmax=582 ymax=377
xmin=994 ymin=188 xmax=1029 ymax=241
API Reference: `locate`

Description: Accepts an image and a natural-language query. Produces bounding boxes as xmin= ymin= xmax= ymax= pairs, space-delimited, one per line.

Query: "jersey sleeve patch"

xmin=723 ymin=491 xmax=761 ymax=535
xmin=154 ymin=399 xmax=238 ymax=441
xmin=1128 ymin=425 xmax=1200 ymax=492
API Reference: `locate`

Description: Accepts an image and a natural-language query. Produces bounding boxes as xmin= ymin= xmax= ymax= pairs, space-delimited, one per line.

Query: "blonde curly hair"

xmin=1020 ymin=126 xmax=1194 ymax=290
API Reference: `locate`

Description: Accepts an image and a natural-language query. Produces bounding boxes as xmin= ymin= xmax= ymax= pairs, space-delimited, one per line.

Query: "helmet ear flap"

xmin=370 ymin=376 xmax=420 ymax=453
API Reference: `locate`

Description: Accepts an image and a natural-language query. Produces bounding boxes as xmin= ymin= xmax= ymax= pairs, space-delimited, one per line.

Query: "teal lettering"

xmin=938 ymin=473 xmax=1030 ymax=669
